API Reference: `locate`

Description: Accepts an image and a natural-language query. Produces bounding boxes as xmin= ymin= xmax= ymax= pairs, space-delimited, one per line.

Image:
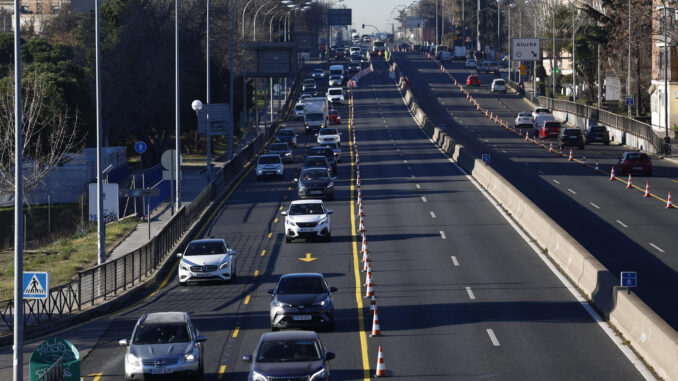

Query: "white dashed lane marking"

xmin=650 ymin=243 xmax=665 ymax=253
xmin=568 ymin=188 xmax=577 ymax=195
xmin=590 ymin=202 xmax=600 ymax=209
xmin=421 ymin=196 xmax=428 ymax=203
xmin=440 ymin=231 xmax=447 ymax=240
xmin=553 ymin=179 xmax=560 ymax=185
xmin=430 ymin=211 xmax=436 ymax=218
xmin=486 ymin=329 xmax=501 ymax=346
xmin=451 ymin=256 xmax=459 ymax=266
xmin=465 ymin=287 xmax=476 ymax=300
xmin=617 ymin=220 xmax=628 ymax=228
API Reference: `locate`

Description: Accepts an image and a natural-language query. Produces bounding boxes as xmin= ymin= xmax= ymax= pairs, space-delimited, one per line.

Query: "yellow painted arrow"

xmin=299 ymin=253 xmax=317 ymax=262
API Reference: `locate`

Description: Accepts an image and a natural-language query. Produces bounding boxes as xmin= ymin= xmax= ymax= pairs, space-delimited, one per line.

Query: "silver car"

xmin=119 ymin=312 xmax=206 ymax=380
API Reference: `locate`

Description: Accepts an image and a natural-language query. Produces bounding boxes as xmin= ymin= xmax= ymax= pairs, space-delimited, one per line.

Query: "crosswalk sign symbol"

xmin=23 ymin=272 xmax=49 ymax=299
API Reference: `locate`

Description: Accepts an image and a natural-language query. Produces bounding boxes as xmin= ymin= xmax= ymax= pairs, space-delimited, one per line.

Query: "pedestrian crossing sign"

xmin=23 ymin=272 xmax=49 ymax=299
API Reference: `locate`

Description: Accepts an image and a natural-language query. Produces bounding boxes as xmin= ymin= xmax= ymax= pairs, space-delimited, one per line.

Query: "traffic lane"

xmin=353 ymin=74 xmax=643 ymax=379
xmin=398 ymin=52 xmax=678 ymax=328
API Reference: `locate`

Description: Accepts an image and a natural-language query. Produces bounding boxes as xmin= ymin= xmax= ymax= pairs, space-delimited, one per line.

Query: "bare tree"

xmin=0 ymin=71 xmax=85 ymax=194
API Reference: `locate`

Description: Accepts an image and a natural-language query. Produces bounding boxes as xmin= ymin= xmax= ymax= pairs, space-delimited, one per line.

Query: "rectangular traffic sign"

xmin=23 ymin=272 xmax=49 ymax=299
xmin=482 ymin=154 xmax=491 ymax=164
xmin=512 ymin=38 xmax=540 ymax=61
xmin=620 ymin=271 xmax=637 ymax=288
xmin=625 ymin=96 xmax=634 ymax=106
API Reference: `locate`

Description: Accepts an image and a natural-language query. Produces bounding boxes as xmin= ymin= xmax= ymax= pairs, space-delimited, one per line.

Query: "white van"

xmin=327 ymin=87 xmax=345 ymax=105
xmin=329 ymin=64 xmax=344 ymax=82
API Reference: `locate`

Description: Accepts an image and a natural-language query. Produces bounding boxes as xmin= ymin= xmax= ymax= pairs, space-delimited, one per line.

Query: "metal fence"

xmin=36 ymin=356 xmax=63 ymax=381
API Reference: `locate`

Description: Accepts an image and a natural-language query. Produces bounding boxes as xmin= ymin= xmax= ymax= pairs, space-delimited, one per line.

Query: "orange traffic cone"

xmin=549 ymin=143 xmax=553 ymax=152
xmin=359 ymin=203 xmax=365 ymax=217
xmin=374 ymin=345 xmax=386 ymax=375
xmin=644 ymin=181 xmax=651 ymax=198
xmin=364 ymin=267 xmax=373 ymax=286
xmin=595 ymin=161 xmax=600 ymax=172
xmin=370 ymin=311 xmax=382 ymax=336
xmin=357 ymin=191 xmax=362 ymax=205
xmin=627 ymin=174 xmax=633 ymax=189
xmin=525 ymin=132 xmax=530 ymax=141
xmin=363 ymin=257 xmax=370 ymax=272
xmin=581 ymin=156 xmax=586 ymax=166
xmin=365 ymin=276 xmax=374 ymax=298
xmin=610 ymin=166 xmax=616 ymax=180
xmin=568 ymin=150 xmax=574 ymax=161
xmin=369 ymin=295 xmax=377 ymax=315
xmin=667 ymin=192 xmax=673 ymax=208
xmin=358 ymin=216 xmax=366 ymax=233
xmin=362 ymin=246 xmax=369 ymax=264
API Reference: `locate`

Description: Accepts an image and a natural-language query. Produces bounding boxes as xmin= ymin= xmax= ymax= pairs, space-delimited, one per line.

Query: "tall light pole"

xmin=205 ymin=0 xmax=212 ymax=179
xmin=12 ymin=0 xmax=23 ymax=376
xmin=241 ymin=0 xmax=256 ymax=139
xmin=661 ymin=0 xmax=669 ymax=141
xmin=229 ymin=0 xmax=236 ymax=160
xmin=435 ymin=0 xmax=439 ymax=45
xmin=571 ymin=0 xmax=576 ymax=103
xmin=441 ymin=0 xmax=445 ymax=46
xmin=626 ymin=0 xmax=631 ymax=116
xmin=175 ymin=0 xmax=181 ymax=211
xmin=497 ymin=0 xmax=501 ymax=59
xmin=476 ymin=0 xmax=481 ymax=51
xmin=551 ymin=0 xmax=556 ymax=97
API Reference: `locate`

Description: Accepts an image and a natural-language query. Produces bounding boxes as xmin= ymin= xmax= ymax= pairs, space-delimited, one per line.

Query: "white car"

xmin=282 ymin=200 xmax=333 ymax=242
xmin=317 ymin=127 xmax=341 ymax=146
xmin=326 ymin=87 xmax=344 ymax=105
xmin=514 ymin=112 xmax=533 ymax=128
xmin=328 ymin=75 xmax=342 ymax=87
xmin=311 ymin=68 xmax=325 ymax=78
xmin=439 ymin=51 xmax=452 ymax=63
xmin=177 ymin=239 xmax=236 ymax=285
xmin=256 ymin=154 xmax=284 ymax=180
xmin=293 ymin=102 xmax=305 ymax=120
xmin=465 ymin=59 xmax=477 ymax=69
xmin=491 ymin=78 xmax=507 ymax=93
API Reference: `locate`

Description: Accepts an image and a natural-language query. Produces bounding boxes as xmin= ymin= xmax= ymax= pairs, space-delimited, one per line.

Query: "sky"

xmin=340 ymin=0 xmax=414 ymax=35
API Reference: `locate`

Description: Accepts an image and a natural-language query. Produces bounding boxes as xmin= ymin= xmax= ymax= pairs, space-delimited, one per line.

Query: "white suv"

xmin=282 ymin=200 xmax=333 ymax=242
xmin=316 ymin=128 xmax=341 ymax=146
xmin=256 ymin=154 xmax=284 ymax=180
xmin=491 ymin=78 xmax=507 ymax=93
xmin=327 ymin=87 xmax=344 ymax=105
xmin=177 ymin=239 xmax=237 ymax=285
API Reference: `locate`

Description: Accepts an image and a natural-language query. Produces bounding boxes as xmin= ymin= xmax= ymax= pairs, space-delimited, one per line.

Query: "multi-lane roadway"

xmin=0 ymin=58 xmax=653 ymax=380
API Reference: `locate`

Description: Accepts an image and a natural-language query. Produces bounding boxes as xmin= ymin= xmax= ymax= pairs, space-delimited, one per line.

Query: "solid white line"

xmin=451 ymin=256 xmax=459 ymax=266
xmin=439 ymin=231 xmax=447 ymax=240
xmin=501 ymin=150 xmax=507 ymax=153
xmin=404 ymin=159 xmax=408 ymax=163
xmin=617 ymin=220 xmax=628 ymax=228
xmin=590 ymin=202 xmax=600 ymax=209
xmin=568 ymin=188 xmax=577 ymax=195
xmin=553 ymin=179 xmax=560 ymax=184
xmin=486 ymin=329 xmax=500 ymax=346
xmin=415 ymin=184 xmax=421 ymax=189
xmin=465 ymin=287 xmax=476 ymax=300
xmin=430 ymin=211 xmax=436 ymax=218
xmin=650 ymin=243 xmax=666 ymax=253
xmin=411 ymin=174 xmax=416 ymax=178
xmin=421 ymin=196 xmax=428 ymax=203
xmin=396 ymin=148 xmax=400 ymax=151
xmin=537 ymin=170 xmax=544 ymax=175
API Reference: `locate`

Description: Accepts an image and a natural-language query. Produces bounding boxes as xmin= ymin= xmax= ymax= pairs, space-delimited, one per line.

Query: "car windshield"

xmin=185 ymin=241 xmax=226 ymax=256
xmin=269 ymin=144 xmax=288 ymax=151
xmin=278 ymin=130 xmax=294 ymax=137
xmin=295 ymin=105 xmax=304 ymax=110
xmin=329 ymin=90 xmax=342 ymax=95
xmin=545 ymin=122 xmax=561 ymax=128
xmin=309 ymin=149 xmax=332 ymax=158
xmin=304 ymin=158 xmax=327 ymax=167
xmin=133 ymin=323 xmax=191 ymax=345
xmin=306 ymin=114 xmax=323 ymax=121
xmin=321 ymin=143 xmax=338 ymax=149
xmin=301 ymin=169 xmax=330 ymax=180
xmin=256 ymin=340 xmax=322 ymax=362
xmin=626 ymin=153 xmax=648 ymax=160
xmin=373 ymin=41 xmax=385 ymax=47
xmin=277 ymin=276 xmax=327 ymax=294
xmin=319 ymin=129 xmax=337 ymax=135
xmin=565 ymin=129 xmax=581 ymax=135
xmin=313 ymin=69 xmax=323 ymax=73
xmin=329 ymin=111 xmax=338 ymax=116
xmin=289 ymin=203 xmax=325 ymax=215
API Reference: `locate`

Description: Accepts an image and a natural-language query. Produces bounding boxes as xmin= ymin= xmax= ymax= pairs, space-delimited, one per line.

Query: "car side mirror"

xmin=230 ymin=251 xmax=237 ymax=256
xmin=327 ymin=210 xmax=334 ymax=214
xmin=242 ymin=354 xmax=253 ymax=362
xmin=118 ymin=339 xmax=129 ymax=347
xmin=267 ymin=288 xmax=275 ymax=294
xmin=196 ymin=335 xmax=207 ymax=342
xmin=176 ymin=253 xmax=183 ymax=258
xmin=332 ymin=176 xmax=337 ymax=181
xmin=281 ymin=211 xmax=288 ymax=216
xmin=326 ymin=352 xmax=336 ymax=360
xmin=329 ymin=286 xmax=338 ymax=292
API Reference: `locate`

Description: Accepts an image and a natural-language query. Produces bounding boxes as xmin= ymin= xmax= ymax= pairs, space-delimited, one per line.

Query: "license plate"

xmin=292 ymin=315 xmax=312 ymax=321
xmin=194 ymin=273 xmax=208 ymax=277
xmin=265 ymin=172 xmax=275 ymax=175
xmin=310 ymin=191 xmax=322 ymax=195
xmin=150 ymin=368 xmax=173 ymax=374
xmin=569 ymin=136 xmax=578 ymax=139
xmin=633 ymin=166 xmax=643 ymax=170
xmin=298 ymin=228 xmax=313 ymax=232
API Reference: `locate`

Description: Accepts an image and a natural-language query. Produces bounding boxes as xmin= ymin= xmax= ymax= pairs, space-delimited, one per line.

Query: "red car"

xmin=539 ymin=121 xmax=562 ymax=139
xmin=466 ymin=74 xmax=481 ymax=86
xmin=618 ymin=152 xmax=652 ymax=176
xmin=328 ymin=109 xmax=341 ymax=124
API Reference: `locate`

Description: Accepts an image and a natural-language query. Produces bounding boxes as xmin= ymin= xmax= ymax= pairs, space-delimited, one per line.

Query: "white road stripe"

xmin=617 ymin=220 xmax=628 ymax=228
xmin=451 ymin=256 xmax=459 ymax=266
xmin=421 ymin=196 xmax=428 ymax=203
xmin=486 ymin=329 xmax=500 ymax=346
xmin=430 ymin=211 xmax=436 ymax=218
xmin=590 ymin=202 xmax=600 ymax=209
xmin=650 ymin=243 xmax=666 ymax=253
xmin=553 ymin=179 xmax=560 ymax=184
xmin=411 ymin=174 xmax=416 ymax=178
xmin=404 ymin=159 xmax=408 ymax=163
xmin=439 ymin=231 xmax=447 ymax=240
xmin=415 ymin=184 xmax=421 ymax=189
xmin=465 ymin=287 xmax=476 ymax=300
xmin=568 ymin=188 xmax=577 ymax=195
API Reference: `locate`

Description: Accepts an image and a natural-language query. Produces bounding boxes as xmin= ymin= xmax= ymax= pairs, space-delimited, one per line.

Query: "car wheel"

xmin=271 ymin=324 xmax=279 ymax=332
xmin=179 ymin=281 xmax=187 ymax=287
xmin=605 ymin=141 xmax=609 ymax=146
xmin=326 ymin=233 xmax=332 ymax=242
xmin=286 ymin=236 xmax=292 ymax=243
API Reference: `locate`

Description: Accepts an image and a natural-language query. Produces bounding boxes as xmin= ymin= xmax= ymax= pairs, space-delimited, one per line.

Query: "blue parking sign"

xmin=23 ymin=272 xmax=49 ymax=299
xmin=620 ymin=271 xmax=637 ymax=288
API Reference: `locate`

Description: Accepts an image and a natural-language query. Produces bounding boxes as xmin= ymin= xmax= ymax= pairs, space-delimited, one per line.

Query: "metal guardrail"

xmin=0 ymin=71 xmax=305 ymax=333
xmin=36 ymin=356 xmax=63 ymax=381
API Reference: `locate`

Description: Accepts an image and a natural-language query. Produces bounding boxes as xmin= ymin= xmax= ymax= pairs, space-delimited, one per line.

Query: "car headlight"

xmin=275 ymin=300 xmax=292 ymax=307
xmin=319 ymin=217 xmax=328 ymax=225
xmin=256 ymin=170 xmax=263 ymax=175
xmin=125 ymin=353 xmax=141 ymax=368
xmin=286 ymin=219 xmax=296 ymax=226
xmin=310 ymin=368 xmax=328 ymax=380
xmin=251 ymin=370 xmax=268 ymax=381
xmin=219 ymin=261 xmax=230 ymax=270
xmin=180 ymin=263 xmax=190 ymax=272
xmin=184 ymin=351 xmax=197 ymax=362
xmin=326 ymin=183 xmax=334 ymax=189
xmin=276 ymin=168 xmax=283 ymax=173
xmin=312 ymin=297 xmax=330 ymax=307
xmin=285 ymin=152 xmax=292 ymax=156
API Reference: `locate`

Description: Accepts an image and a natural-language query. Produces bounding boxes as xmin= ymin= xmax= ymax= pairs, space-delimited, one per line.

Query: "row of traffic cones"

xmin=349 ymin=91 xmax=387 ymax=377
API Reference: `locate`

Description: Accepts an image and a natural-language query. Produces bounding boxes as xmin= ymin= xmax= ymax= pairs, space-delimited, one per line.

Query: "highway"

xmin=394 ymin=51 xmax=678 ymax=329
xmin=0 ymin=60 xmax=650 ymax=380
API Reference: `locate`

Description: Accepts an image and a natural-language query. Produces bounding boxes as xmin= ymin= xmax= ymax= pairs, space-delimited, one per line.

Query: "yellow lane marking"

xmin=672 ymin=179 xmax=678 ymax=183
xmin=348 ymin=89 xmax=371 ymax=380
xmin=268 ymin=232 xmax=273 ymax=239
xmin=274 ymin=218 xmax=279 ymax=223
xmin=288 ymin=187 xmax=292 ymax=191
xmin=244 ymin=295 xmax=251 ymax=304
xmin=87 ymin=374 xmax=102 ymax=381
xmin=261 ymin=249 xmax=266 ymax=256
xmin=280 ymin=205 xmax=284 ymax=210
xmin=232 ymin=327 xmax=240 ymax=338
xmin=218 ymin=365 xmax=227 ymax=379
xmin=254 ymin=270 xmax=260 ymax=277
xmin=299 ymin=253 xmax=318 ymax=262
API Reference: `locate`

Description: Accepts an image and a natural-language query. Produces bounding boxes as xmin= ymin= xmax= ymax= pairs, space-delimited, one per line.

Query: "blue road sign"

xmin=621 ymin=271 xmax=637 ymax=288
xmin=625 ymin=96 xmax=634 ymax=106
xmin=482 ymin=154 xmax=491 ymax=164
xmin=439 ymin=123 xmax=445 ymax=130
xmin=134 ymin=141 xmax=147 ymax=154
xmin=23 ymin=272 xmax=49 ymax=299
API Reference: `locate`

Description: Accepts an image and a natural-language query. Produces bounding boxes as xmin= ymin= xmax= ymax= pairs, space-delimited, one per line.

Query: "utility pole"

xmin=551 ymin=0 xmax=556 ymax=97
xmin=436 ymin=0 xmax=439 ymax=45
xmin=476 ymin=0 xmax=481 ymax=51
xmin=572 ymin=0 xmax=576 ymax=103
xmin=12 ymin=0 xmax=23 ymax=376
xmin=627 ymin=0 xmax=631 ymax=116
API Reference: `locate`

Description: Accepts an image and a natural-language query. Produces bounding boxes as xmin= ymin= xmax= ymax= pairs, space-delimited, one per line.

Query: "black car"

xmin=558 ymin=128 xmax=585 ymax=150
xmin=297 ymin=167 xmax=334 ymax=200
xmin=308 ymin=146 xmax=337 ymax=175
xmin=267 ymin=273 xmax=337 ymax=331
xmin=302 ymin=155 xmax=331 ymax=173
xmin=585 ymin=125 xmax=610 ymax=145
xmin=275 ymin=128 xmax=298 ymax=147
xmin=243 ymin=331 xmax=334 ymax=381
xmin=268 ymin=142 xmax=293 ymax=163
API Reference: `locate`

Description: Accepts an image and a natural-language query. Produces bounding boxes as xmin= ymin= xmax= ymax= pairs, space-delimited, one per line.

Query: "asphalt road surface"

xmin=0 ymin=61 xmax=650 ymax=380
xmin=394 ymin=51 xmax=678 ymax=330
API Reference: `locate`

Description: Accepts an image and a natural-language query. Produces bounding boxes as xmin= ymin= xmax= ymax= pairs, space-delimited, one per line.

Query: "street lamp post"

xmin=660 ymin=0 xmax=669 ymax=141
xmin=571 ymin=0 xmax=576 ymax=103
xmin=95 ymin=0 xmax=105 ymax=264
xmin=627 ymin=0 xmax=631 ymax=116
xmin=205 ymin=0 xmax=212 ymax=179
xmin=12 ymin=0 xmax=23 ymax=377
xmin=476 ymin=0 xmax=480 ymax=52
xmin=241 ymin=0 xmax=256 ymax=140
xmin=175 ymin=0 xmax=181 ymax=211
xmin=229 ymin=0 xmax=236 ymax=160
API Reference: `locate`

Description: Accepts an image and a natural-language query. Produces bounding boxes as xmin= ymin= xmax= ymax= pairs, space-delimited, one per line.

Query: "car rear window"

xmin=565 ymin=129 xmax=581 ymax=135
xmin=544 ymin=122 xmax=561 ymax=128
xmin=627 ymin=153 xmax=648 ymax=160
xmin=494 ymin=80 xmax=505 ymax=85
xmin=269 ymin=143 xmax=288 ymax=150
xmin=259 ymin=155 xmax=281 ymax=164
xmin=591 ymin=127 xmax=606 ymax=132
